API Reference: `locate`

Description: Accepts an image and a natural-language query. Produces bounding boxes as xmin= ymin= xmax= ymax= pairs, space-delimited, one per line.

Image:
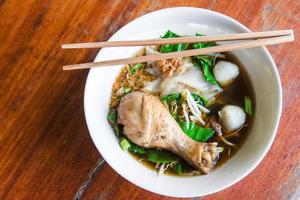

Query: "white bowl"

xmin=84 ymin=7 xmax=282 ymax=197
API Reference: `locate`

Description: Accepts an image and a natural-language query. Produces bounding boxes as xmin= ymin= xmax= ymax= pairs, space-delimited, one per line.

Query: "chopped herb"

xmin=120 ymin=138 xmax=131 ymax=150
xmin=191 ymin=33 xmax=218 ymax=85
xmin=160 ymin=30 xmax=189 ymax=53
xmin=244 ymin=96 xmax=253 ymax=116
xmin=147 ymin=150 xmax=179 ymax=164
xmin=179 ymin=122 xmax=214 ymax=142
xmin=130 ymin=63 xmax=144 ymax=75
xmin=123 ymin=86 xmax=132 ymax=94
xmin=175 ymin=163 xmax=183 ymax=175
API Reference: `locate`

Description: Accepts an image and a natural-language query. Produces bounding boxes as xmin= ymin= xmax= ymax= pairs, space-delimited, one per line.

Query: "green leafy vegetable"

xmin=130 ymin=63 xmax=144 ymax=75
xmin=107 ymin=110 xmax=123 ymax=136
xmin=244 ymin=96 xmax=253 ymax=116
xmin=147 ymin=150 xmax=179 ymax=164
xmin=107 ymin=110 xmax=117 ymax=124
xmin=120 ymin=137 xmax=146 ymax=154
xmin=161 ymin=93 xmax=180 ymax=104
xmin=193 ymin=33 xmax=216 ymax=49
xmin=123 ymin=86 xmax=132 ymax=94
xmin=191 ymin=93 xmax=209 ymax=106
xmin=160 ymin=30 xmax=189 ymax=53
xmin=179 ymin=122 xmax=214 ymax=142
xmin=191 ymin=33 xmax=218 ymax=85
xmin=120 ymin=138 xmax=131 ymax=150
xmin=193 ymin=55 xmax=218 ymax=85
xmin=129 ymin=144 xmax=146 ymax=155
xmin=162 ymin=30 xmax=180 ymax=38
xmin=175 ymin=163 xmax=183 ymax=175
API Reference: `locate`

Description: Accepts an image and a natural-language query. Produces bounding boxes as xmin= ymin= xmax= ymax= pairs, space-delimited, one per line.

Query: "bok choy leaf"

xmin=147 ymin=150 xmax=179 ymax=164
xmin=192 ymin=33 xmax=218 ymax=85
xmin=160 ymin=30 xmax=189 ymax=53
xmin=193 ymin=55 xmax=218 ymax=85
xmin=179 ymin=122 xmax=214 ymax=142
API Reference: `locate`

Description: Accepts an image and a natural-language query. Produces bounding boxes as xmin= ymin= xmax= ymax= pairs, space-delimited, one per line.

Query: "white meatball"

xmin=219 ymin=105 xmax=246 ymax=133
xmin=213 ymin=61 xmax=239 ymax=86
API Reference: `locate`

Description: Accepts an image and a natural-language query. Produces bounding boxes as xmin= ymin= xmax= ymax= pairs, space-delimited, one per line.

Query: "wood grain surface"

xmin=0 ymin=0 xmax=299 ymax=199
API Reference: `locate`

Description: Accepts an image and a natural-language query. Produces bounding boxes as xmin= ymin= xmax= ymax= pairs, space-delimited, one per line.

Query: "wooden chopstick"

xmin=63 ymin=34 xmax=294 ymax=70
xmin=62 ymin=30 xmax=293 ymax=49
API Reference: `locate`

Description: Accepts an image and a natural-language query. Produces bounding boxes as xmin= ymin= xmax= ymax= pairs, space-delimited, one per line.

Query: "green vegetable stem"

xmin=244 ymin=96 xmax=253 ymax=116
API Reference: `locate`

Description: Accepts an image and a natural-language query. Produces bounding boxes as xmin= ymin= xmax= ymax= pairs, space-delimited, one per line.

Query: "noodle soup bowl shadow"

xmin=84 ymin=7 xmax=282 ymax=197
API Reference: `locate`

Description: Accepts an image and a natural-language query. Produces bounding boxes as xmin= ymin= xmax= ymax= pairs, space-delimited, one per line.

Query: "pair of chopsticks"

xmin=62 ymin=30 xmax=294 ymax=70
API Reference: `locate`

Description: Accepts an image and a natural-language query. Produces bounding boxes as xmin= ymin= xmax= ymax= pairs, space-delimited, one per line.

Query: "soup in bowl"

xmin=84 ymin=7 xmax=282 ymax=197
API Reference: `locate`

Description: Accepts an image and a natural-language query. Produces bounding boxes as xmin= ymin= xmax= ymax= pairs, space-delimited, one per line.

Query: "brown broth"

xmin=207 ymin=53 xmax=255 ymax=168
xmin=109 ymin=51 xmax=255 ymax=176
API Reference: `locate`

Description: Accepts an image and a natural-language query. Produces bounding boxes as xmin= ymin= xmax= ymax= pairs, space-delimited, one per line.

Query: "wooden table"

xmin=0 ymin=0 xmax=299 ymax=199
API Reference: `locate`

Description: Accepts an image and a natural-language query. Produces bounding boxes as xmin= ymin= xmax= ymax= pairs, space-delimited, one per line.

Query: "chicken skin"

xmin=118 ymin=91 xmax=219 ymax=173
